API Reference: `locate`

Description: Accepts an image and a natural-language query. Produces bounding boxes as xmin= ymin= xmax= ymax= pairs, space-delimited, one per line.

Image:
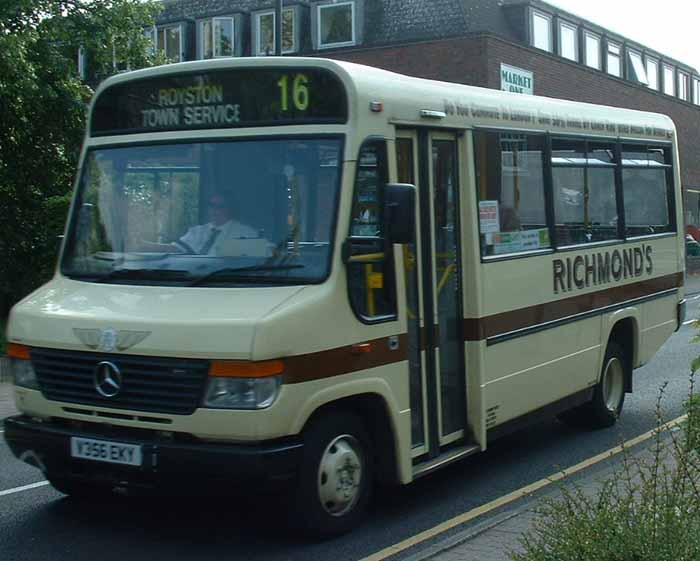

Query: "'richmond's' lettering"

xmin=553 ymin=245 xmax=653 ymax=294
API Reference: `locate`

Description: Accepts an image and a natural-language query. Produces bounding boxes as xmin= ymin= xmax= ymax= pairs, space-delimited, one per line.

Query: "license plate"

xmin=70 ymin=437 xmax=142 ymax=466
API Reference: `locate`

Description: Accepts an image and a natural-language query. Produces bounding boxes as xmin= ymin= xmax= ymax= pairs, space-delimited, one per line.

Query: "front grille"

xmin=31 ymin=348 xmax=209 ymax=415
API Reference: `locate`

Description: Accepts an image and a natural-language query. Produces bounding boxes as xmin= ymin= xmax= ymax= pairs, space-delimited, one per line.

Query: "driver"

xmin=175 ymin=192 xmax=261 ymax=255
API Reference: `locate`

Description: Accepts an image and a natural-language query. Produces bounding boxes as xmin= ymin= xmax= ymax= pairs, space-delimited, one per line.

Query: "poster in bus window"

xmin=479 ymin=200 xmax=500 ymax=234
xmin=492 ymin=232 xmax=521 ymax=255
xmin=520 ymin=228 xmax=550 ymax=251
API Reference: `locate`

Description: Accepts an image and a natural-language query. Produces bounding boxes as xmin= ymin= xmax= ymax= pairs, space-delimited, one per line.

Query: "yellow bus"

xmin=5 ymin=57 xmax=686 ymax=537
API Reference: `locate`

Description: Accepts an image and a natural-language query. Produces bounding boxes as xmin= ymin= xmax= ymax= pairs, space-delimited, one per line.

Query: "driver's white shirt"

xmin=177 ymin=219 xmax=260 ymax=255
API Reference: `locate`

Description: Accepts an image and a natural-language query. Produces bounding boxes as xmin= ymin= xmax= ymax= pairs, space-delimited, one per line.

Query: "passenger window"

xmin=346 ymin=140 xmax=396 ymax=321
xmin=474 ymin=131 xmax=551 ymax=256
xmin=552 ymin=139 xmax=619 ymax=246
xmin=622 ymin=145 xmax=674 ymax=237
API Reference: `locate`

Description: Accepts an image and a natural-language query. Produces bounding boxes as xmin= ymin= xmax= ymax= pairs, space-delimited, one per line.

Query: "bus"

xmin=4 ymin=57 xmax=686 ymax=537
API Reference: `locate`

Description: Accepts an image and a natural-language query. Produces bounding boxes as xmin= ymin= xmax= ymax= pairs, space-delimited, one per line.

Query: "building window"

xmin=663 ymin=64 xmax=675 ymax=96
xmin=627 ymin=49 xmax=648 ymax=85
xmin=606 ymin=41 xmax=621 ymax=77
xmin=646 ymin=57 xmax=659 ymax=90
xmin=558 ymin=21 xmax=578 ymax=62
xmin=143 ymin=27 xmax=156 ymax=56
xmin=694 ymin=78 xmax=700 ymax=105
xmin=157 ymin=24 xmax=183 ymax=62
xmin=77 ymin=46 xmax=87 ymax=80
xmin=317 ymin=2 xmax=356 ymax=49
xmin=531 ymin=10 xmax=552 ymax=52
xmin=584 ymin=31 xmax=600 ymax=70
xmin=255 ymin=8 xmax=295 ymax=55
xmin=198 ymin=17 xmax=234 ymax=59
xmin=678 ymin=72 xmax=689 ymax=101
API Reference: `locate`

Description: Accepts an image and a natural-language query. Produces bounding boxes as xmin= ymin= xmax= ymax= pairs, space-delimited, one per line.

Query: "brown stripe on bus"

xmin=463 ymin=272 xmax=683 ymax=341
xmin=284 ymin=334 xmax=409 ymax=384
xmin=283 ymin=273 xmax=681 ymax=384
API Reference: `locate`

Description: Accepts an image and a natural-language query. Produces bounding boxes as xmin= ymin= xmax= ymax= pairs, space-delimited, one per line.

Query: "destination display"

xmin=90 ymin=68 xmax=348 ymax=136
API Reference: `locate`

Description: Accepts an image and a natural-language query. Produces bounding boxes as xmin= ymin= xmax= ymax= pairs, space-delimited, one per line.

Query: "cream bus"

xmin=5 ymin=57 xmax=686 ymax=537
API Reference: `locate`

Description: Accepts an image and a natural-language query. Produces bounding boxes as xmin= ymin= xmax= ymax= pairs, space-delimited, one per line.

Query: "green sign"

xmin=501 ymin=64 xmax=533 ymax=95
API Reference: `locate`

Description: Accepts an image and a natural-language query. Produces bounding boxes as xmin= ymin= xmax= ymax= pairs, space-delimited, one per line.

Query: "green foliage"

xmin=513 ymin=384 xmax=700 ymax=561
xmin=683 ymin=389 xmax=700 ymax=453
xmin=0 ymin=0 xmax=162 ymax=316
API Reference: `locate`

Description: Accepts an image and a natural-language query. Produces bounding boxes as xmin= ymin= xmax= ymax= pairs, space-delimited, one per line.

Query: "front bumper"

xmin=4 ymin=415 xmax=303 ymax=491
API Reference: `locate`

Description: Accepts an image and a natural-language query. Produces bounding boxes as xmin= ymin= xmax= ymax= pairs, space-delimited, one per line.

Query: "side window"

xmin=346 ymin=140 xmax=396 ymax=321
xmin=622 ymin=145 xmax=674 ymax=237
xmin=474 ymin=131 xmax=551 ymax=257
xmin=552 ymin=138 xmax=619 ymax=246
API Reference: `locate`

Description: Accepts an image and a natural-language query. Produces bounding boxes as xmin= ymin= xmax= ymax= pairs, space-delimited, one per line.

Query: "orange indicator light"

xmin=7 ymin=343 xmax=31 ymax=360
xmin=351 ymin=343 xmax=373 ymax=355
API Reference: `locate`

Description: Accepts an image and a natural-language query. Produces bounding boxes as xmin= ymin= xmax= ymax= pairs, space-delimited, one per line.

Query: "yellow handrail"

xmin=348 ymin=252 xmax=385 ymax=263
xmin=436 ymin=263 xmax=456 ymax=295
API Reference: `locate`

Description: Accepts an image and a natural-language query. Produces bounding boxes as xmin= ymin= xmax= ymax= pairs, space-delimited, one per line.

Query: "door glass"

xmin=432 ymin=139 xmax=466 ymax=436
xmin=347 ymin=141 xmax=396 ymax=320
xmin=397 ymin=137 xmax=424 ymax=447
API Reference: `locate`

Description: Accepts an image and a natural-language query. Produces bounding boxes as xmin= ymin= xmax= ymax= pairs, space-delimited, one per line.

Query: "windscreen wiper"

xmin=89 ymin=268 xmax=191 ymax=283
xmin=93 ymin=252 xmax=171 ymax=263
xmin=188 ymin=264 xmax=305 ymax=287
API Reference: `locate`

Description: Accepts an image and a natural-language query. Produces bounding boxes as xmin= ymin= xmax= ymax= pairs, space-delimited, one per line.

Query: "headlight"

xmin=203 ymin=376 xmax=282 ymax=410
xmin=12 ymin=359 xmax=39 ymax=389
xmin=8 ymin=344 xmax=39 ymax=390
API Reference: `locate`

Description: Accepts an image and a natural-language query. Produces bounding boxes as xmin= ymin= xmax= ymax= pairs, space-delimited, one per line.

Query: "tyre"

xmin=585 ymin=340 xmax=628 ymax=429
xmin=289 ymin=410 xmax=372 ymax=539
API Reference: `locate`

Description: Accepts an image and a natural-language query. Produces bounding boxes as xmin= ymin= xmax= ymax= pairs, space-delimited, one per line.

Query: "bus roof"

xmin=91 ymin=57 xmax=676 ymax=142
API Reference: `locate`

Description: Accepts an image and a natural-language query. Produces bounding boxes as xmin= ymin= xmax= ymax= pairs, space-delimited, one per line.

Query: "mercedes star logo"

xmin=94 ymin=361 xmax=123 ymax=398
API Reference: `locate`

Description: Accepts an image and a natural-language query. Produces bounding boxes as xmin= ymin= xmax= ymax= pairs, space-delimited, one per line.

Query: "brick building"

xmin=151 ymin=0 xmax=700 ymax=234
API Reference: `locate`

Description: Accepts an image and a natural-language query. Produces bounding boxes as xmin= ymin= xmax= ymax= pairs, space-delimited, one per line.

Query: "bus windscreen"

xmin=90 ymin=68 xmax=348 ymax=136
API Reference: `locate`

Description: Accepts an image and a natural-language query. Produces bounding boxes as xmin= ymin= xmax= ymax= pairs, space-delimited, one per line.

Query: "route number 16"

xmin=277 ymin=74 xmax=310 ymax=112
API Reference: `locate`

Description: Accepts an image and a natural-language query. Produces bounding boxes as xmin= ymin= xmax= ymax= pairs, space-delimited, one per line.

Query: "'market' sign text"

xmin=501 ymin=64 xmax=533 ymax=95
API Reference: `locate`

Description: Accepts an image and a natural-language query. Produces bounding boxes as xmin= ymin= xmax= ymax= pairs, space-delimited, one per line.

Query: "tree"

xmin=0 ymin=0 xmax=163 ymax=316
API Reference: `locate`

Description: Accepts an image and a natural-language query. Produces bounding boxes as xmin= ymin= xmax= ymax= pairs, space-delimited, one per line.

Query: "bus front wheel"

xmin=290 ymin=410 xmax=372 ymax=539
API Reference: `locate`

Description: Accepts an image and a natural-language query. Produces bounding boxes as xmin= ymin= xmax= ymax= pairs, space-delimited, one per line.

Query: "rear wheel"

xmin=289 ymin=410 xmax=372 ymax=539
xmin=586 ymin=341 xmax=627 ymax=428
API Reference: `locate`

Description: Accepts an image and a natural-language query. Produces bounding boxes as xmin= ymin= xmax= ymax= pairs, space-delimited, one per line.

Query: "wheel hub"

xmin=602 ymin=356 xmax=624 ymax=413
xmin=318 ymin=435 xmax=363 ymax=517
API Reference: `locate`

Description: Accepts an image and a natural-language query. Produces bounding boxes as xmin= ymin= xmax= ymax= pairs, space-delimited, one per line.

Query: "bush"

xmin=0 ymin=0 xmax=163 ymax=317
xmin=513 ymin=383 xmax=700 ymax=561
xmin=684 ymin=391 xmax=700 ymax=454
